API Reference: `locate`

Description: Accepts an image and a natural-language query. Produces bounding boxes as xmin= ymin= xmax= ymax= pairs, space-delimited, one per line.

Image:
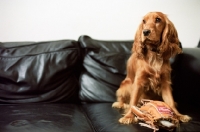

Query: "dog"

xmin=112 ymin=12 xmax=191 ymax=124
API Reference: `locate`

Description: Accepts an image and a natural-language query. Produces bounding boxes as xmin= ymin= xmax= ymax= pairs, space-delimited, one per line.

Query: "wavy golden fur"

xmin=112 ymin=12 xmax=191 ymax=124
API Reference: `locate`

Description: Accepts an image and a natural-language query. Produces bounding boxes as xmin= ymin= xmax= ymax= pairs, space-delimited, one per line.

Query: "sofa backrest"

xmin=78 ymin=35 xmax=133 ymax=103
xmin=0 ymin=40 xmax=81 ymax=103
xmin=1 ymin=36 xmax=199 ymax=106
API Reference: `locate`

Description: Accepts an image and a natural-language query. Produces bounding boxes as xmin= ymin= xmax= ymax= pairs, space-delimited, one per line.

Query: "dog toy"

xmin=131 ymin=99 xmax=179 ymax=132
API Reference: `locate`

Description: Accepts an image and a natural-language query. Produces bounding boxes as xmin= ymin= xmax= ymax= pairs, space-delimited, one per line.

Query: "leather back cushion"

xmin=78 ymin=35 xmax=133 ymax=102
xmin=171 ymin=48 xmax=200 ymax=106
xmin=0 ymin=40 xmax=81 ymax=103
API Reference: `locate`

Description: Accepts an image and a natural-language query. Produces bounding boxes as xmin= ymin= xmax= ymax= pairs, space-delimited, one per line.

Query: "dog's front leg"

xmin=119 ymin=80 xmax=143 ymax=124
xmin=162 ymin=84 xmax=191 ymax=122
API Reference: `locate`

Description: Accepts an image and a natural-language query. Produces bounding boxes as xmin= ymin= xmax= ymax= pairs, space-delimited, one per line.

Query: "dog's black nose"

xmin=143 ymin=29 xmax=151 ymax=36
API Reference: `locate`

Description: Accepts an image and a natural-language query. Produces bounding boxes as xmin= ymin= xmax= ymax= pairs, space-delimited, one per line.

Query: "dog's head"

xmin=133 ymin=12 xmax=182 ymax=59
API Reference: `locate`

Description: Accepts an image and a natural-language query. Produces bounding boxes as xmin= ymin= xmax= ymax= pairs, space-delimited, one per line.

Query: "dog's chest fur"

xmin=146 ymin=52 xmax=163 ymax=94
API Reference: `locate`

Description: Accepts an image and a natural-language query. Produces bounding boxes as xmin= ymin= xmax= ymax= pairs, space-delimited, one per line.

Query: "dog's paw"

xmin=179 ymin=115 xmax=192 ymax=122
xmin=119 ymin=116 xmax=136 ymax=124
xmin=112 ymin=102 xmax=130 ymax=109
xmin=112 ymin=102 xmax=123 ymax=109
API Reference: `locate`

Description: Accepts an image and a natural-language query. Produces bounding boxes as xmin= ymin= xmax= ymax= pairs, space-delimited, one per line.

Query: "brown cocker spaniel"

xmin=112 ymin=12 xmax=191 ymax=124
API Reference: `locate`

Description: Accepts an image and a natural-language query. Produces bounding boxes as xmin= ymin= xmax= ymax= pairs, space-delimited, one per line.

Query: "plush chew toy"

xmin=131 ymin=99 xmax=179 ymax=132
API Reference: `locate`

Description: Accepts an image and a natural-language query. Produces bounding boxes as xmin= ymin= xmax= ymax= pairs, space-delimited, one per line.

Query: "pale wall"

xmin=0 ymin=0 xmax=200 ymax=47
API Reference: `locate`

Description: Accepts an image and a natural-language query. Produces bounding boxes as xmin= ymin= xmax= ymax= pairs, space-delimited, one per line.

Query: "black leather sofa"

xmin=0 ymin=35 xmax=200 ymax=132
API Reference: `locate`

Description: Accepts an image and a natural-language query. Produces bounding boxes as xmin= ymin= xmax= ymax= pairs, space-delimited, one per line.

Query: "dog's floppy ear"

xmin=132 ymin=22 xmax=145 ymax=58
xmin=159 ymin=15 xmax=182 ymax=59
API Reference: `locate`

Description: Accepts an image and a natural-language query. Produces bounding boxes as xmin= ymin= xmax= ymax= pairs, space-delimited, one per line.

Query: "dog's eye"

xmin=155 ymin=18 xmax=161 ymax=23
xmin=143 ymin=20 xmax=146 ymax=24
